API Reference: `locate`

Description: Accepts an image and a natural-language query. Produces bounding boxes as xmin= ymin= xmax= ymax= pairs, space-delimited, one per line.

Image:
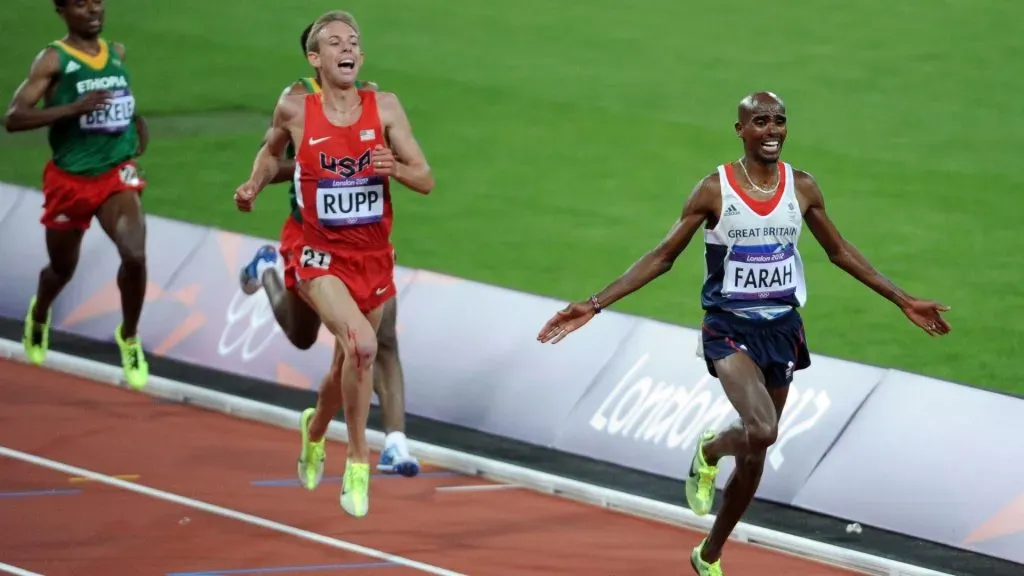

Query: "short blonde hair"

xmin=305 ymin=11 xmax=360 ymax=53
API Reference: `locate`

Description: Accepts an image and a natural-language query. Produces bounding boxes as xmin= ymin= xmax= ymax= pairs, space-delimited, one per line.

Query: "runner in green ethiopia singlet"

xmin=46 ymin=39 xmax=139 ymax=177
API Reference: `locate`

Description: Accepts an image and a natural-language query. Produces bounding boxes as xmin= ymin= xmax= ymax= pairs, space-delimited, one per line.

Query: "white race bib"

xmin=723 ymin=244 xmax=798 ymax=301
xmin=300 ymin=246 xmax=331 ymax=269
xmin=79 ymin=88 xmax=135 ymax=134
xmin=315 ymin=177 xmax=384 ymax=227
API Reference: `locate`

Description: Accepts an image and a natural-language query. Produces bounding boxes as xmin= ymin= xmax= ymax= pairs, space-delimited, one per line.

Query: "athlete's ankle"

xmin=700 ymin=541 xmax=723 ymax=564
xmin=384 ymin=430 xmax=406 ymax=447
xmin=307 ymin=413 xmax=327 ymax=443
xmin=256 ymin=258 xmax=278 ymax=282
xmin=31 ymin=303 xmax=49 ymax=325
xmin=120 ymin=325 xmax=138 ymax=341
xmin=701 ymin=442 xmax=719 ymax=468
xmin=347 ymin=452 xmax=370 ymax=465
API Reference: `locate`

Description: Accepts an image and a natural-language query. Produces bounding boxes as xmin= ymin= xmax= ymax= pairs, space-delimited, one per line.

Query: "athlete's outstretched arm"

xmin=4 ymin=48 xmax=110 ymax=132
xmin=590 ymin=176 xmax=717 ymax=309
xmin=376 ymin=92 xmax=434 ymax=194
xmin=236 ymin=96 xmax=298 ymax=211
xmin=797 ymin=170 xmax=951 ymax=335
xmin=797 ymin=170 xmax=912 ymax=304
xmin=538 ymin=175 xmax=718 ymax=344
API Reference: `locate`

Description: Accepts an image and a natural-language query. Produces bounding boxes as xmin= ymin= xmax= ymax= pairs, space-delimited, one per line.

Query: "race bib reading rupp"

xmin=724 ymin=244 xmax=798 ymax=300
xmin=79 ymin=88 xmax=135 ymax=134
xmin=316 ymin=176 xmax=385 ymax=226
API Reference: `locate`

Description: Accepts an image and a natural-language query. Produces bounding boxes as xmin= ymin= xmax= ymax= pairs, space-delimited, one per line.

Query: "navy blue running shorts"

xmin=701 ymin=309 xmax=811 ymax=388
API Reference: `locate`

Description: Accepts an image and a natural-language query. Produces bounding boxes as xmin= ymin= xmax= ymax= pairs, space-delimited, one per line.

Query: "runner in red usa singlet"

xmin=293 ymin=88 xmax=396 ymax=313
xmin=233 ymin=10 xmax=434 ymax=519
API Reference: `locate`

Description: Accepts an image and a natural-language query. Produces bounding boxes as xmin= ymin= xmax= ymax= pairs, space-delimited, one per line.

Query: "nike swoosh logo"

xmin=375 ymin=287 xmax=388 ymax=295
xmin=308 ymin=136 xmax=331 ymax=146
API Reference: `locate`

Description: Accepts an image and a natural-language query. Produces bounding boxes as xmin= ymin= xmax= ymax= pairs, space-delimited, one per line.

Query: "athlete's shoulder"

xmin=374 ymin=91 xmax=400 ymax=107
xmin=790 ymin=167 xmax=820 ymax=191
xmin=274 ymin=87 xmax=307 ymax=123
xmin=374 ymin=91 xmax=406 ymax=122
xmin=682 ymin=170 xmax=722 ymax=215
xmin=281 ymin=80 xmax=309 ymax=98
xmin=27 ymin=45 xmax=62 ymax=77
xmin=109 ymin=40 xmax=127 ymax=60
xmin=695 ymin=169 xmax=723 ymax=194
xmin=788 ymin=167 xmax=826 ymax=210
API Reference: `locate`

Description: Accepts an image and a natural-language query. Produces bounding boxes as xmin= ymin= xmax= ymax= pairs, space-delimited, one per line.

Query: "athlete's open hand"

xmin=900 ymin=298 xmax=951 ymax=337
xmin=537 ymin=301 xmax=598 ymax=344
xmin=371 ymin=144 xmax=398 ymax=177
xmin=74 ymin=90 xmax=113 ymax=114
xmin=234 ymin=180 xmax=261 ymax=212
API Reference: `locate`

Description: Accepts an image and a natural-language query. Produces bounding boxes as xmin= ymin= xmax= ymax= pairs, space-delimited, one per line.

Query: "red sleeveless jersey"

xmin=295 ymin=90 xmax=392 ymax=252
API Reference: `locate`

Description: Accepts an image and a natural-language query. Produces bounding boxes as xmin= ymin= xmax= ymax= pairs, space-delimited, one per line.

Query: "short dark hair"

xmin=300 ymin=22 xmax=314 ymax=55
xmin=54 ymin=0 xmax=67 ymax=7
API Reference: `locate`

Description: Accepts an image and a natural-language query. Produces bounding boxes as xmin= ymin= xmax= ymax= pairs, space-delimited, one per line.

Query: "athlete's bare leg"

xmin=30 ymin=228 xmax=86 ymax=330
xmin=698 ymin=353 xmax=788 ymax=563
xmin=299 ymin=275 xmax=381 ymax=464
xmin=373 ymin=297 xmax=406 ymax=435
xmin=94 ymin=190 xmax=147 ymax=339
xmin=372 ymin=296 xmax=419 ymax=475
xmin=312 ymin=339 xmax=345 ymax=425
xmin=261 ymin=267 xmax=321 ymax=350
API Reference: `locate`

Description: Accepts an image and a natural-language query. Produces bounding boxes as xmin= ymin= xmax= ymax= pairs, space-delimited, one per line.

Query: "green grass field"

xmin=2 ymin=0 xmax=1022 ymax=394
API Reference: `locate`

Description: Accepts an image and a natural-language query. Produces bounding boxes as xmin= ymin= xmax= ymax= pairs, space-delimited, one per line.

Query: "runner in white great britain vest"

xmin=701 ymin=161 xmax=806 ymax=320
xmin=537 ymin=92 xmax=951 ymax=576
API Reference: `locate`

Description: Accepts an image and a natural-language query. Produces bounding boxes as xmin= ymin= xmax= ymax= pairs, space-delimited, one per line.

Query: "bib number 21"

xmin=300 ymin=246 xmax=331 ymax=269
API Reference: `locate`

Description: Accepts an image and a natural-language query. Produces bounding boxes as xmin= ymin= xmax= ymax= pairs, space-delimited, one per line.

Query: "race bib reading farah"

xmin=724 ymin=244 xmax=798 ymax=300
xmin=79 ymin=88 xmax=135 ymax=134
xmin=316 ymin=177 xmax=384 ymax=226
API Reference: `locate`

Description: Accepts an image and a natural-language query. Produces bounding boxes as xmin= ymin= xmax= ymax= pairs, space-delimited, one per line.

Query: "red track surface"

xmin=0 ymin=359 xmax=859 ymax=575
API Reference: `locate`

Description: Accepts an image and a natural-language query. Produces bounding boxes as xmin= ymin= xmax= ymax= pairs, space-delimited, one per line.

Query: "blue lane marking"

xmin=250 ymin=471 xmax=459 ymax=487
xmin=167 ymin=561 xmax=396 ymax=575
xmin=0 ymin=488 xmax=82 ymax=498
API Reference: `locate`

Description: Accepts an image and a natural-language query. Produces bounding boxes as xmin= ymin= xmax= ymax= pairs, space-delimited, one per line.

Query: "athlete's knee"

xmin=376 ymin=326 xmax=398 ymax=353
xmin=352 ymin=334 xmax=378 ymax=369
xmin=115 ymin=231 xmax=146 ymax=269
xmin=743 ymin=418 xmax=779 ymax=452
xmin=291 ymin=333 xmax=317 ymax=350
xmin=339 ymin=326 xmax=377 ymax=370
xmin=47 ymin=254 xmax=79 ymax=280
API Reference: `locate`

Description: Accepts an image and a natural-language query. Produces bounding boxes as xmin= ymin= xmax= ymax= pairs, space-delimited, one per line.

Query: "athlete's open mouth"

xmin=338 ymin=58 xmax=355 ymax=70
xmin=761 ymin=139 xmax=781 ymax=154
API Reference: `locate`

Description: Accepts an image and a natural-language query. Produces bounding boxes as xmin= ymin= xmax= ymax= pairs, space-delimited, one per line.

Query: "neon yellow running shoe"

xmin=340 ymin=461 xmax=370 ymax=518
xmin=685 ymin=429 xmax=720 ymax=516
xmin=690 ymin=539 xmax=725 ymax=575
xmin=296 ymin=408 xmax=325 ymax=490
xmin=22 ymin=297 xmax=50 ymax=366
xmin=114 ymin=324 xmax=149 ymax=390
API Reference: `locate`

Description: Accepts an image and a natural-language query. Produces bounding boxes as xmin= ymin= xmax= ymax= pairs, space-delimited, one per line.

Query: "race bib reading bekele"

xmin=79 ymin=88 xmax=135 ymax=134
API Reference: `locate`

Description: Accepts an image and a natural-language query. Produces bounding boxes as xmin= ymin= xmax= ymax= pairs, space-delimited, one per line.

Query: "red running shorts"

xmin=41 ymin=159 xmax=145 ymax=231
xmin=292 ymin=244 xmax=396 ymax=314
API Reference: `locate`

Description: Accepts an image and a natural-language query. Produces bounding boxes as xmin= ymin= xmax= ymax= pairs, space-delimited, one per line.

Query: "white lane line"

xmin=0 ymin=446 xmax=464 ymax=576
xmin=435 ymin=484 xmax=524 ymax=493
xmin=0 ymin=562 xmax=44 ymax=576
